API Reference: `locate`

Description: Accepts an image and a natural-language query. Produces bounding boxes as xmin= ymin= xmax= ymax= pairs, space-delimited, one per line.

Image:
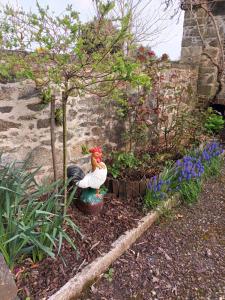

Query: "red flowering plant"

xmin=111 ymin=44 xmax=199 ymax=163
xmin=111 ymin=46 xmax=173 ymax=153
xmin=136 ymin=46 xmax=156 ymax=63
xmin=107 ymin=46 xmax=202 ymax=180
xmin=146 ymin=66 xmax=198 ymax=152
xmin=130 ymin=46 xmax=199 ymax=152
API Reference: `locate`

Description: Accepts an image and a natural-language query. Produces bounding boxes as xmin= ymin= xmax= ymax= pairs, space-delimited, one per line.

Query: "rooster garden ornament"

xmin=67 ymin=147 xmax=107 ymax=215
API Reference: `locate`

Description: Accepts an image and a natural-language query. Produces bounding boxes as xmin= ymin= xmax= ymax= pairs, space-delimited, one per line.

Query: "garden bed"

xmin=15 ymin=194 xmax=145 ymax=299
xmin=105 ymin=149 xmax=183 ymax=199
xmin=80 ymin=165 xmax=225 ymax=300
xmin=15 ymin=140 xmax=224 ymax=299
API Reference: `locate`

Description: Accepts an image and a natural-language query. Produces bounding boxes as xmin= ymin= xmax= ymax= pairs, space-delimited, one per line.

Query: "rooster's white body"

xmin=76 ymin=163 xmax=107 ymax=189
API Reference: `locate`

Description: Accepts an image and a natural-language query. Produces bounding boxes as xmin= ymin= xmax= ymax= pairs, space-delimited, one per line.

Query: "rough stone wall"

xmin=0 ymin=63 xmax=197 ymax=181
xmin=163 ymin=62 xmax=198 ymax=96
xmin=181 ymin=0 xmax=225 ymax=105
xmin=0 ymin=80 xmax=123 ymax=182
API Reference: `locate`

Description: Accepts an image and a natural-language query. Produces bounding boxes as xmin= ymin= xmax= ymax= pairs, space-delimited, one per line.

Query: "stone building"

xmin=181 ymin=0 xmax=225 ymax=104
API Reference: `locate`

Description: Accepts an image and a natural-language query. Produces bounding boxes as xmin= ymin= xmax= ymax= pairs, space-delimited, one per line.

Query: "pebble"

xmin=152 ymin=276 xmax=159 ymax=283
xmin=205 ymin=249 xmax=212 ymax=257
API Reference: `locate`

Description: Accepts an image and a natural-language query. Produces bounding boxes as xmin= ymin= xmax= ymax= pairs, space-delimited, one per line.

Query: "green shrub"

xmin=0 ymin=156 xmax=80 ymax=269
xmin=204 ymin=108 xmax=224 ymax=134
xmin=108 ymin=151 xmax=141 ymax=178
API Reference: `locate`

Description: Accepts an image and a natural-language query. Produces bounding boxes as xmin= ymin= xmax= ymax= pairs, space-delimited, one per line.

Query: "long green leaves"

xmin=0 ymin=156 xmax=79 ymax=269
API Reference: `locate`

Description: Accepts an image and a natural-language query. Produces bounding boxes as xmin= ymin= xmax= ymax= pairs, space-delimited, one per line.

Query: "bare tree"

xmin=93 ymin=0 xmax=183 ymax=55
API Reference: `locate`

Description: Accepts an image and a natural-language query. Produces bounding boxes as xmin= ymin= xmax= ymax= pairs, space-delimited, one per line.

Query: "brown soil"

xmin=16 ymin=194 xmax=144 ymax=300
xmin=80 ymin=166 xmax=225 ymax=300
xmin=220 ymin=126 xmax=225 ymax=146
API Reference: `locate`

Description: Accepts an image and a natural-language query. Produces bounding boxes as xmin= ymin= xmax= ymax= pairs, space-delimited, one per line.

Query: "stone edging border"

xmin=48 ymin=194 xmax=180 ymax=300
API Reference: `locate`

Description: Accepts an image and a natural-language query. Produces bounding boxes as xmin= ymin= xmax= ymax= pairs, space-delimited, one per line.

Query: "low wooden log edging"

xmin=105 ymin=177 xmax=148 ymax=199
xmin=48 ymin=194 xmax=180 ymax=300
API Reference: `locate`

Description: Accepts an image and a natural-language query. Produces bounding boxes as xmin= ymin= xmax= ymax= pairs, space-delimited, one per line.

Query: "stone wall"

xmin=0 ymin=63 xmax=197 ymax=181
xmin=0 ymin=80 xmax=123 ymax=182
xmin=181 ymin=0 xmax=225 ymax=104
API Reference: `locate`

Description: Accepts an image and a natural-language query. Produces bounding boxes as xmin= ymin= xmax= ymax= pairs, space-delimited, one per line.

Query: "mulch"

xmin=16 ymin=140 xmax=225 ymax=300
xmin=16 ymin=194 xmax=145 ymax=300
xmin=80 ymin=165 xmax=225 ymax=300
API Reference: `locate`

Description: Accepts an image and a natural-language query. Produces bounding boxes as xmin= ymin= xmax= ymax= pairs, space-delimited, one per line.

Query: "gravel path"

xmin=81 ymin=166 xmax=225 ymax=300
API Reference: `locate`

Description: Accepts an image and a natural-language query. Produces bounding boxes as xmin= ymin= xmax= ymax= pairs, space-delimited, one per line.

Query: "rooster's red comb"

xmin=89 ymin=147 xmax=102 ymax=154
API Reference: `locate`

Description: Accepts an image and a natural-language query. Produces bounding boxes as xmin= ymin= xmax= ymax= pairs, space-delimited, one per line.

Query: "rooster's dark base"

xmin=75 ymin=188 xmax=105 ymax=215
xmin=75 ymin=198 xmax=104 ymax=215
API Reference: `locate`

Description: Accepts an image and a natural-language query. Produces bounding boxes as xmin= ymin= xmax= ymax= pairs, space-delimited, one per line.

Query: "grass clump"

xmin=0 ymin=156 xmax=80 ymax=269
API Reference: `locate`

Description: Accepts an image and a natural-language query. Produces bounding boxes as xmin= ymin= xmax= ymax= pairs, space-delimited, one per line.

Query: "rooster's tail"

xmin=67 ymin=165 xmax=85 ymax=184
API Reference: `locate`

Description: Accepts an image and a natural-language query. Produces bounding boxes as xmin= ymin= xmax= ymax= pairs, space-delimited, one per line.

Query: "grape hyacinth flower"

xmin=146 ymin=141 xmax=223 ymax=206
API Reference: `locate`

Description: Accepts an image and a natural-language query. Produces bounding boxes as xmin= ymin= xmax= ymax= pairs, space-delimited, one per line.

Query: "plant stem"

xmin=50 ymin=96 xmax=57 ymax=182
xmin=62 ymin=92 xmax=68 ymax=216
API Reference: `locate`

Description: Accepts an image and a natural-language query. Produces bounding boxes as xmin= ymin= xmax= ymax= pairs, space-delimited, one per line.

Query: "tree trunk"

xmin=50 ymin=96 xmax=57 ymax=182
xmin=62 ymin=93 xmax=68 ymax=215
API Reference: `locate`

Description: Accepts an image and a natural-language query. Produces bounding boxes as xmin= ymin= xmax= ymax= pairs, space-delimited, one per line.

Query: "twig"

xmin=90 ymin=241 xmax=100 ymax=251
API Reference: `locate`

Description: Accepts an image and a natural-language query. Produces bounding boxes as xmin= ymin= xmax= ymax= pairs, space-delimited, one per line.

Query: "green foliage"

xmin=178 ymin=179 xmax=202 ymax=204
xmin=104 ymin=267 xmax=114 ymax=282
xmin=144 ymin=190 xmax=163 ymax=209
xmin=98 ymin=1 xmax=115 ymax=17
xmin=204 ymin=108 xmax=224 ymax=134
xmin=41 ymin=87 xmax=52 ymax=104
xmin=0 ymin=156 xmax=80 ymax=269
xmin=0 ymin=63 xmax=12 ymax=82
xmin=202 ymin=155 xmax=222 ymax=179
xmin=55 ymin=107 xmax=63 ymax=126
xmin=99 ymin=185 xmax=108 ymax=194
xmin=113 ymin=57 xmax=151 ymax=88
xmin=108 ymin=151 xmax=141 ymax=178
xmin=81 ymin=144 xmax=89 ymax=155
xmin=144 ymin=164 xmax=174 ymax=209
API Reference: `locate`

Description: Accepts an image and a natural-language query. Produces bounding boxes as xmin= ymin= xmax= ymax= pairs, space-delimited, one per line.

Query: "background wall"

xmin=0 ymin=63 xmax=197 ymax=181
xmin=0 ymin=80 xmax=124 ymax=181
xmin=181 ymin=1 xmax=225 ymax=104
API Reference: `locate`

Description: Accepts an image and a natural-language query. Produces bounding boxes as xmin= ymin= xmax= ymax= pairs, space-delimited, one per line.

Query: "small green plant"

xmin=108 ymin=151 xmax=141 ymax=178
xmin=0 ymin=156 xmax=80 ymax=269
xmin=203 ymin=155 xmax=222 ymax=178
xmin=99 ymin=185 xmax=108 ymax=194
xmin=179 ymin=179 xmax=202 ymax=204
xmin=144 ymin=170 xmax=173 ymax=209
xmin=55 ymin=107 xmax=63 ymax=126
xmin=41 ymin=87 xmax=52 ymax=104
xmin=104 ymin=267 xmax=114 ymax=282
xmin=0 ymin=63 xmax=12 ymax=82
xmin=81 ymin=144 xmax=90 ymax=155
xmin=144 ymin=160 xmax=175 ymax=209
xmin=204 ymin=108 xmax=225 ymax=134
xmin=156 ymin=207 xmax=175 ymax=224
